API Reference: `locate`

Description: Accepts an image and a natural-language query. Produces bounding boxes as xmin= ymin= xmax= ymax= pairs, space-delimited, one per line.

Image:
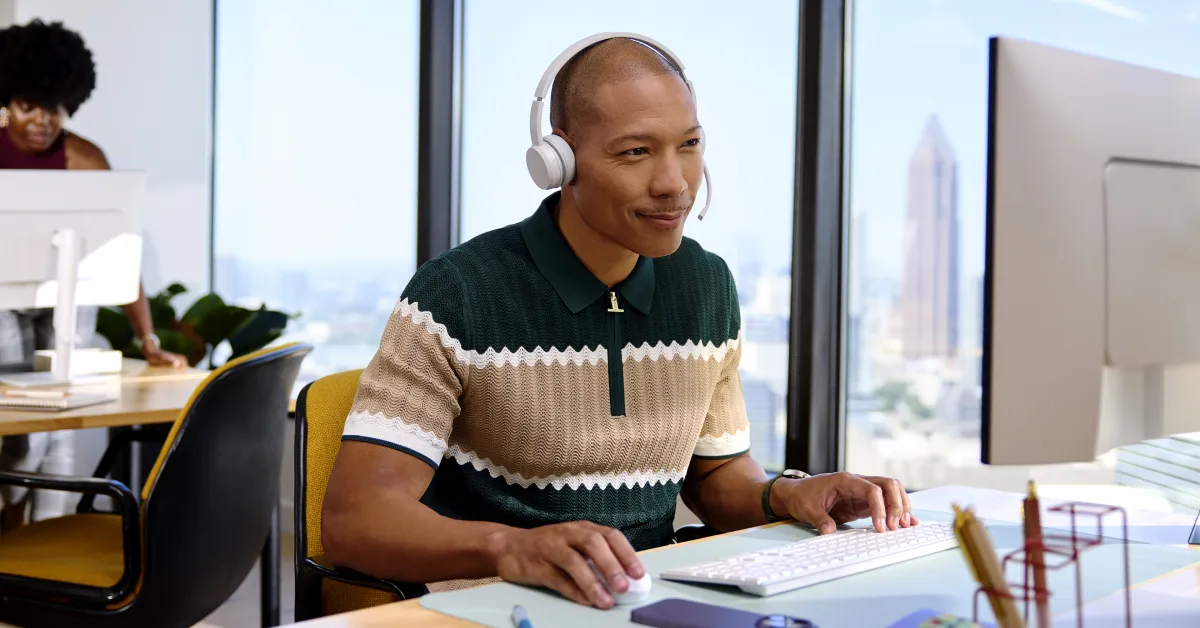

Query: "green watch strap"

xmin=762 ymin=475 xmax=785 ymax=523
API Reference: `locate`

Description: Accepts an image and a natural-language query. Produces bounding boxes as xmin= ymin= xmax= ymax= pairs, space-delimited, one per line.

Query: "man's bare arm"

xmin=679 ymin=454 xmax=771 ymax=532
xmin=321 ymin=442 xmax=510 ymax=583
xmin=322 ymin=442 xmax=646 ymax=608
xmin=681 ymin=454 xmax=917 ymax=536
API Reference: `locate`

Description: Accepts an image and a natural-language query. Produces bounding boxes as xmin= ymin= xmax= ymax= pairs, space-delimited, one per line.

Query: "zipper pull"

xmin=607 ymin=291 xmax=624 ymax=313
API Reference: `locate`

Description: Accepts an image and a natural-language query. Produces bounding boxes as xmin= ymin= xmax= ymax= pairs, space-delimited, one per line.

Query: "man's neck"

xmin=555 ymin=194 xmax=639 ymax=288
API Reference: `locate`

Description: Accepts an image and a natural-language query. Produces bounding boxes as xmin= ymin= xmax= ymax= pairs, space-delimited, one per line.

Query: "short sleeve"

xmin=342 ymin=258 xmax=471 ymax=469
xmin=693 ymin=259 xmax=751 ymax=459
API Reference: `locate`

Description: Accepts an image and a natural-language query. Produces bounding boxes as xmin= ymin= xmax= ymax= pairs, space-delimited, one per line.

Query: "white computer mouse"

xmin=588 ymin=559 xmax=652 ymax=605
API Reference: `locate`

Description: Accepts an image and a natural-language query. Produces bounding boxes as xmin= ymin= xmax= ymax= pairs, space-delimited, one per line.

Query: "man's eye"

xmin=684 ymin=138 xmax=702 ymax=148
xmin=624 ymin=147 xmax=649 ymax=156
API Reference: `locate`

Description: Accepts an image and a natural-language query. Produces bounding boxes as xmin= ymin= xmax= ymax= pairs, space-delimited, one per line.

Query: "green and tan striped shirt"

xmin=343 ymin=192 xmax=750 ymax=551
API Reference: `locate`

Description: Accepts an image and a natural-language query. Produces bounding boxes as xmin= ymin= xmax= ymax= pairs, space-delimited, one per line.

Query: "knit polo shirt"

xmin=343 ymin=191 xmax=751 ymax=551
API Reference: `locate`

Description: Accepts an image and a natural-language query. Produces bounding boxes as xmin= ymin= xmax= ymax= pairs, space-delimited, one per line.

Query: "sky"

xmin=212 ymin=0 xmax=421 ymax=271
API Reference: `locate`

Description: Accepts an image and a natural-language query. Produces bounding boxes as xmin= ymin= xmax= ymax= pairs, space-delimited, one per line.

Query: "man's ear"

xmin=551 ymin=128 xmax=575 ymax=149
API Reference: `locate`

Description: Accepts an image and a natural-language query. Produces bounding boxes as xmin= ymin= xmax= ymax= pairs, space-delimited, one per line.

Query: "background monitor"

xmin=0 ymin=170 xmax=145 ymax=311
xmin=982 ymin=37 xmax=1200 ymax=466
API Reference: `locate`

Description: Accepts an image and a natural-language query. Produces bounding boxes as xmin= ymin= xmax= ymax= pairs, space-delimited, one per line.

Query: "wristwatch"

xmin=762 ymin=469 xmax=811 ymax=523
xmin=133 ymin=333 xmax=161 ymax=353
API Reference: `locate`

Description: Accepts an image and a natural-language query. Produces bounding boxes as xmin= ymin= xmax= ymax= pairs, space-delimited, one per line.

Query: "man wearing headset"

xmin=322 ymin=34 xmax=916 ymax=609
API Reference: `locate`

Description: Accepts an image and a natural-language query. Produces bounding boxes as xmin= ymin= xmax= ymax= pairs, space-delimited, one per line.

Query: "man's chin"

xmin=631 ymin=232 xmax=685 ymax=259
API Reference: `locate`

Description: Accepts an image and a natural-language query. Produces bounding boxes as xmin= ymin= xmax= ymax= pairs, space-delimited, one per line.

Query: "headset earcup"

xmin=526 ymin=143 xmax=562 ymax=190
xmin=544 ymin=135 xmax=575 ymax=186
xmin=525 ymin=135 xmax=575 ymax=189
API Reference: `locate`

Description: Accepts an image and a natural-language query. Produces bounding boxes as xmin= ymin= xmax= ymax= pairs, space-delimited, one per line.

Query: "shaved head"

xmin=549 ymin=38 xmax=686 ymax=137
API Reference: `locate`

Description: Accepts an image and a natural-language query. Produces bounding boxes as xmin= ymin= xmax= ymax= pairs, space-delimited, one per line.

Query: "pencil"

xmin=954 ymin=504 xmax=1025 ymax=628
xmin=1024 ymin=481 xmax=1051 ymax=628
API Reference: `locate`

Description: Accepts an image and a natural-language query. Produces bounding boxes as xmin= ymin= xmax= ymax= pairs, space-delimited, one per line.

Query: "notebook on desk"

xmin=0 ymin=390 xmax=115 ymax=412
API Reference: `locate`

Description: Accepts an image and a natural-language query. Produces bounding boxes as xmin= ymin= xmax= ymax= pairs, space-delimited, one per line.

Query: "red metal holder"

xmin=971 ymin=501 xmax=1131 ymax=628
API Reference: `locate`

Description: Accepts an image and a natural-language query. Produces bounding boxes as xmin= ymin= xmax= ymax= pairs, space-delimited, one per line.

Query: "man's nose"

xmin=649 ymin=154 xmax=689 ymax=199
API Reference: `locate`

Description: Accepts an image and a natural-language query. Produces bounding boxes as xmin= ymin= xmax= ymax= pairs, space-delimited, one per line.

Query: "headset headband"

xmin=528 ymin=32 xmax=695 ymax=146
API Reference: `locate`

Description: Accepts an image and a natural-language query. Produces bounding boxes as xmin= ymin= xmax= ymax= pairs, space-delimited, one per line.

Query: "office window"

xmin=843 ymin=0 xmax=1200 ymax=497
xmin=212 ymin=1 xmax=420 ymax=385
xmin=459 ymin=1 xmax=799 ymax=470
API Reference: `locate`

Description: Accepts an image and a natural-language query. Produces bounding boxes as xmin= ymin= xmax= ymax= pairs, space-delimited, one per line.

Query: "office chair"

xmin=0 ymin=342 xmax=311 ymax=628
xmin=293 ymin=369 xmax=427 ymax=621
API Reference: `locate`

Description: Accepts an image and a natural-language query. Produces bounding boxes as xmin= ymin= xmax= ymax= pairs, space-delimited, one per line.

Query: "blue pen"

xmin=511 ymin=604 xmax=533 ymax=628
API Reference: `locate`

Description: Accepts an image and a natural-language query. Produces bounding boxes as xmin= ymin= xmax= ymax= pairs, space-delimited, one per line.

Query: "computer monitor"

xmin=0 ymin=170 xmax=145 ymax=385
xmin=981 ymin=37 xmax=1200 ymax=466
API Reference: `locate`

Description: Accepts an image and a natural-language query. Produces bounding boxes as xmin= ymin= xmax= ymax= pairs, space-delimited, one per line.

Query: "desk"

xmin=0 ymin=359 xmax=288 ymax=628
xmin=0 ymin=360 xmax=297 ymax=435
xmin=286 ymin=485 xmax=1200 ymax=627
xmin=0 ymin=359 xmax=208 ymax=435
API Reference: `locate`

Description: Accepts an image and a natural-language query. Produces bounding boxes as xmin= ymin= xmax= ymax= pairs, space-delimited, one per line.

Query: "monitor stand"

xmin=0 ymin=229 xmax=108 ymax=389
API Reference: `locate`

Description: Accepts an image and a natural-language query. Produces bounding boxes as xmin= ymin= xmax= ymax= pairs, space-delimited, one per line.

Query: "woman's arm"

xmin=121 ymin=284 xmax=185 ymax=367
xmin=65 ymin=133 xmax=186 ymax=367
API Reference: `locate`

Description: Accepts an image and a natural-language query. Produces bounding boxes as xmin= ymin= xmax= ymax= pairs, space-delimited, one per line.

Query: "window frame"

xmin=786 ymin=0 xmax=849 ymax=474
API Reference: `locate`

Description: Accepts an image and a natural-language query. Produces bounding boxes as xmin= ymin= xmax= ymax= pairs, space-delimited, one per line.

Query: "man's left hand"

xmin=770 ymin=472 xmax=918 ymax=535
xmin=142 ymin=345 xmax=188 ymax=368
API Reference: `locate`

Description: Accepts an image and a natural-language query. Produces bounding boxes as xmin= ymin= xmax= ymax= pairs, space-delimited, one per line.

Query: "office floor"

xmin=198 ymin=531 xmax=296 ymax=628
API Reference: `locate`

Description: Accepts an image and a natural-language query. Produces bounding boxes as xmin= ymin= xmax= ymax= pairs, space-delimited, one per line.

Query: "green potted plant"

xmin=96 ymin=283 xmax=298 ymax=368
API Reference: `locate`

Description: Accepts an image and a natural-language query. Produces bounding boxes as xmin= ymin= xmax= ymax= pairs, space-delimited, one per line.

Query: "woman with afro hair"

xmin=0 ymin=19 xmax=186 ymax=530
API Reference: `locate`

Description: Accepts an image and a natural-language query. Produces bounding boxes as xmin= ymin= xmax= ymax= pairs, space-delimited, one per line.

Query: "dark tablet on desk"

xmin=631 ymin=598 xmax=816 ymax=628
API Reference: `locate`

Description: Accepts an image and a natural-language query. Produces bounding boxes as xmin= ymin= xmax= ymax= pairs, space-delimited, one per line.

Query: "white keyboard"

xmin=661 ymin=521 xmax=959 ymax=596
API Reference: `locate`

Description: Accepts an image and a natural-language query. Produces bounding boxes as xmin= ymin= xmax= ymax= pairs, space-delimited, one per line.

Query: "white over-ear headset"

xmin=525 ymin=32 xmax=713 ymax=220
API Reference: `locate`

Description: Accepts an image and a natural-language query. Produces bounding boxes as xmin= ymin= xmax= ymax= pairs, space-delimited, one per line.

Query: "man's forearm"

xmin=680 ymin=454 xmax=772 ymax=532
xmin=323 ymin=487 xmax=514 ymax=584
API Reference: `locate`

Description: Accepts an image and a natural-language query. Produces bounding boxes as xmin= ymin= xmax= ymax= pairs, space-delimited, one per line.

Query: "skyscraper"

xmin=899 ymin=115 xmax=959 ymax=360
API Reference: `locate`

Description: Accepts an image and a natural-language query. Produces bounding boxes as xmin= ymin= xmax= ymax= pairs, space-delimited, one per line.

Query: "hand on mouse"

xmin=770 ymin=471 xmax=918 ymax=535
xmin=486 ymin=521 xmax=645 ymax=609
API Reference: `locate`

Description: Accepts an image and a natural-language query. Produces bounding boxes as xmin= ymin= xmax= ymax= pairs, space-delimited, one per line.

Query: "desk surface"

xmin=287 ymin=486 xmax=1200 ymax=627
xmin=0 ymin=359 xmax=208 ymax=435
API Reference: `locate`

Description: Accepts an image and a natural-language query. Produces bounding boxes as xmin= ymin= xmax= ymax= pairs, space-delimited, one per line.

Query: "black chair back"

xmin=133 ymin=343 xmax=310 ymax=625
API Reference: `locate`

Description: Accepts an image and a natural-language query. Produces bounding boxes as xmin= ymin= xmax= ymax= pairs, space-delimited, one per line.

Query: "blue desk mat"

xmin=420 ymin=509 xmax=1200 ymax=627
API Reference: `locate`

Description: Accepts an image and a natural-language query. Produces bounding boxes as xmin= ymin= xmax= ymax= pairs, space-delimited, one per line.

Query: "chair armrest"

xmin=0 ymin=471 xmax=142 ymax=606
xmin=302 ymin=554 xmax=428 ymax=601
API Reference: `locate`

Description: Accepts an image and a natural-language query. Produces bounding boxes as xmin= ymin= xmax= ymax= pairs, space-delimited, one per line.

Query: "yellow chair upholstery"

xmin=0 ymin=514 xmax=124 ymax=589
xmin=295 ymin=369 xmax=406 ymax=619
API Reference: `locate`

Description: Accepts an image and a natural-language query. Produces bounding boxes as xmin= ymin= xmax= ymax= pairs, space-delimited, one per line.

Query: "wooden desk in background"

xmin=0 ymin=359 xmax=297 ymax=436
xmin=0 ymin=359 xmax=208 ymax=436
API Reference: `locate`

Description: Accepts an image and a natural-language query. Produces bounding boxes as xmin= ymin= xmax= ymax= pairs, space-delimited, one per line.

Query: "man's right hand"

xmin=485 ymin=521 xmax=645 ymax=609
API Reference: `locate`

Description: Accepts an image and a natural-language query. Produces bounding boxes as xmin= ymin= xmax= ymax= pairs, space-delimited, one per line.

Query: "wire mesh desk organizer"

xmin=963 ymin=501 xmax=1131 ymax=628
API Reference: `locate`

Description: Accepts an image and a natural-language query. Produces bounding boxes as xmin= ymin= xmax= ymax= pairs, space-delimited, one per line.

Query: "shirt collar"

xmin=520 ymin=192 xmax=655 ymax=315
